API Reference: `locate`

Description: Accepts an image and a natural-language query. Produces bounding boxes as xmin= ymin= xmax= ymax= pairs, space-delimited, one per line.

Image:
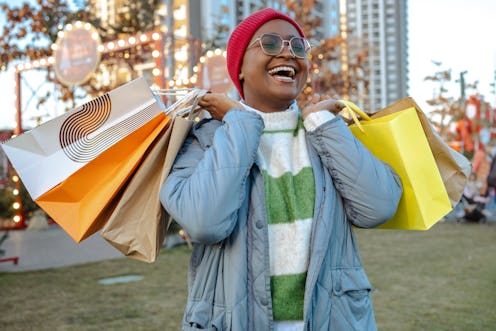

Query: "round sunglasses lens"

xmin=260 ymin=34 xmax=282 ymax=55
xmin=291 ymin=38 xmax=307 ymax=57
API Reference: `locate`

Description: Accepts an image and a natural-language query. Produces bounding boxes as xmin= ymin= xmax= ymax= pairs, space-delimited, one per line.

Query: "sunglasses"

xmin=247 ymin=33 xmax=311 ymax=58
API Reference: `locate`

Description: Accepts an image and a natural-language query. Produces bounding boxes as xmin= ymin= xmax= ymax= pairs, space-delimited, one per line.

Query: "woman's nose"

xmin=278 ymin=41 xmax=295 ymax=58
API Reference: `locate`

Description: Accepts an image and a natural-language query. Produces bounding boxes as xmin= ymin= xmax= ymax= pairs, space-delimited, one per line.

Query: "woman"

xmin=160 ymin=8 xmax=402 ymax=331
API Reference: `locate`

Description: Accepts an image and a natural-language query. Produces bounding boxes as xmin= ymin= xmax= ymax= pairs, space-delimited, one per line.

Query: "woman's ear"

xmin=238 ymin=72 xmax=244 ymax=80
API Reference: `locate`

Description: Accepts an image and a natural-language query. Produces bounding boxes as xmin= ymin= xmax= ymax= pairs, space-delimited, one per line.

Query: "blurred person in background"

xmin=484 ymin=145 xmax=496 ymax=214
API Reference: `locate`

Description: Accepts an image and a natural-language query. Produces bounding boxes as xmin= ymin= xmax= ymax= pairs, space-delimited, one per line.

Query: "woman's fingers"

xmin=199 ymin=93 xmax=242 ymax=120
xmin=302 ymin=97 xmax=346 ymax=120
xmin=330 ymin=100 xmax=346 ymax=114
xmin=311 ymin=94 xmax=320 ymax=104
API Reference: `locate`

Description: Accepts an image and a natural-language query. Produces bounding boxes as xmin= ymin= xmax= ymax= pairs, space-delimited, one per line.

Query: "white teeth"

xmin=267 ymin=66 xmax=295 ymax=77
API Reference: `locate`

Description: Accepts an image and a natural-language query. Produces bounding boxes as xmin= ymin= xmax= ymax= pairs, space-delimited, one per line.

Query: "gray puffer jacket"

xmin=160 ymin=109 xmax=402 ymax=331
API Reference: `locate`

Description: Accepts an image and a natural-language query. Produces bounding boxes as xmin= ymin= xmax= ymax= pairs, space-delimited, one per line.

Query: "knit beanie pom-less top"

xmin=226 ymin=8 xmax=305 ymax=99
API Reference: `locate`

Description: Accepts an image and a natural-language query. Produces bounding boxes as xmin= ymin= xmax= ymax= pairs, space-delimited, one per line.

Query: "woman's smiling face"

xmin=239 ymin=19 xmax=309 ymax=113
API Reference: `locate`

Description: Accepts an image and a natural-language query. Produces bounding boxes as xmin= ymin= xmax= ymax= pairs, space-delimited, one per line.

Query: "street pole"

xmin=13 ymin=70 xmax=25 ymax=229
xmin=492 ymin=70 xmax=496 ymax=108
xmin=14 ymin=71 xmax=22 ymax=136
xmin=459 ymin=70 xmax=467 ymax=110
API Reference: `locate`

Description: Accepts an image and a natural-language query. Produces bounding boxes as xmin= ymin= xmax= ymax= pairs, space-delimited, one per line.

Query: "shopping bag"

xmin=99 ymin=89 xmax=207 ymax=262
xmin=341 ymin=98 xmax=465 ymax=230
xmin=1 ymin=77 xmax=167 ymax=242
xmin=375 ymin=97 xmax=471 ymax=207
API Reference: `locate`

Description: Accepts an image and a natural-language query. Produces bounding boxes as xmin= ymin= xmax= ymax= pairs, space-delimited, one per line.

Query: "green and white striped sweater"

xmin=246 ymin=104 xmax=315 ymax=321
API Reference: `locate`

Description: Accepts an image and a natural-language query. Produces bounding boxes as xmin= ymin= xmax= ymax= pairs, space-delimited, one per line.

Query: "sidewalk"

xmin=0 ymin=224 xmax=124 ymax=273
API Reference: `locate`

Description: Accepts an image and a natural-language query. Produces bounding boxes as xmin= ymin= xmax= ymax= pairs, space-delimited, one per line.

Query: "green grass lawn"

xmin=357 ymin=222 xmax=496 ymax=331
xmin=0 ymin=222 xmax=495 ymax=330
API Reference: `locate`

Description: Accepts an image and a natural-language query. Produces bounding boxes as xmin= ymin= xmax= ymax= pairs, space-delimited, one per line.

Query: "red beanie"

xmin=226 ymin=8 xmax=305 ymax=99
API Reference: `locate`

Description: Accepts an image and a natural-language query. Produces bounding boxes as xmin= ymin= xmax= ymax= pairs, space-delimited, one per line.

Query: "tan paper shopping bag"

xmin=100 ymin=90 xmax=205 ymax=262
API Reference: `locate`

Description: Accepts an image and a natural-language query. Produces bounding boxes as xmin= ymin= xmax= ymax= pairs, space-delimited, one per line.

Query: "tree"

xmin=202 ymin=6 xmax=231 ymax=51
xmin=423 ymin=65 xmax=471 ymax=145
xmin=0 ymin=0 xmax=161 ymax=221
xmin=0 ymin=0 xmax=160 ymax=105
xmin=424 ymin=67 xmax=458 ymax=136
xmin=0 ymin=170 xmax=37 ymax=221
xmin=0 ymin=185 xmax=15 ymax=219
xmin=0 ymin=0 xmax=75 ymax=68
xmin=99 ymin=0 xmax=161 ymax=37
xmin=197 ymin=1 xmax=369 ymax=105
xmin=423 ymin=64 xmax=488 ymax=159
xmin=285 ymin=0 xmax=369 ymax=107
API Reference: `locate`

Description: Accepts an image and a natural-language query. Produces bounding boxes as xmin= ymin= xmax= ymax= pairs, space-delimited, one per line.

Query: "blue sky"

xmin=1 ymin=0 xmax=495 ymax=129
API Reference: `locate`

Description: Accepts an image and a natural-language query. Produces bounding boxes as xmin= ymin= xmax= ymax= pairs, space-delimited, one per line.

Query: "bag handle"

xmin=338 ymin=99 xmax=371 ymax=132
xmin=154 ymin=88 xmax=208 ymax=120
xmin=185 ymin=89 xmax=208 ymax=120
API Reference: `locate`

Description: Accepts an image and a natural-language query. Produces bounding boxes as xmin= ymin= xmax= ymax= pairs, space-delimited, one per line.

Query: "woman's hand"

xmin=197 ymin=93 xmax=243 ymax=121
xmin=301 ymin=94 xmax=345 ymax=120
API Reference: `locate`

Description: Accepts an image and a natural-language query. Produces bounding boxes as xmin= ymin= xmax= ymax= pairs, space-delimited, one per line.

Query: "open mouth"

xmin=267 ymin=66 xmax=296 ymax=83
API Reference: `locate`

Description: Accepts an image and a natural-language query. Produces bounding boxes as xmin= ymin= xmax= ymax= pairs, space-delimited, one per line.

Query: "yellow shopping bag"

xmin=377 ymin=98 xmax=471 ymax=207
xmin=341 ymin=99 xmax=462 ymax=230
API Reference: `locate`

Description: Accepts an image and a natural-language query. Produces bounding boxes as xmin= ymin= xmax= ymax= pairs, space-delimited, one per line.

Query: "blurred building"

xmin=343 ymin=0 xmax=408 ymax=111
xmin=85 ymin=0 xmax=408 ymax=111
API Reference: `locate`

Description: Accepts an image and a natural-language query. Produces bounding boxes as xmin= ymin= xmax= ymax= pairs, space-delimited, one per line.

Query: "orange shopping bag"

xmin=36 ymin=115 xmax=168 ymax=242
xmin=1 ymin=77 xmax=169 ymax=242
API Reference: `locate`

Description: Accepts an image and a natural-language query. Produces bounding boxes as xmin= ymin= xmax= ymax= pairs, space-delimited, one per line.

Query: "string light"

xmin=175 ymin=47 xmax=228 ymax=89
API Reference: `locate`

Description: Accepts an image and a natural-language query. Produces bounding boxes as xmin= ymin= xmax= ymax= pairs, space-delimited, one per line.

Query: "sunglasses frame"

xmin=247 ymin=33 xmax=311 ymax=58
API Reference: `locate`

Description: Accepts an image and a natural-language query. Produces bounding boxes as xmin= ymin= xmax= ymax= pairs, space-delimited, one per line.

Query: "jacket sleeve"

xmin=160 ymin=110 xmax=263 ymax=244
xmin=306 ymin=115 xmax=403 ymax=228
